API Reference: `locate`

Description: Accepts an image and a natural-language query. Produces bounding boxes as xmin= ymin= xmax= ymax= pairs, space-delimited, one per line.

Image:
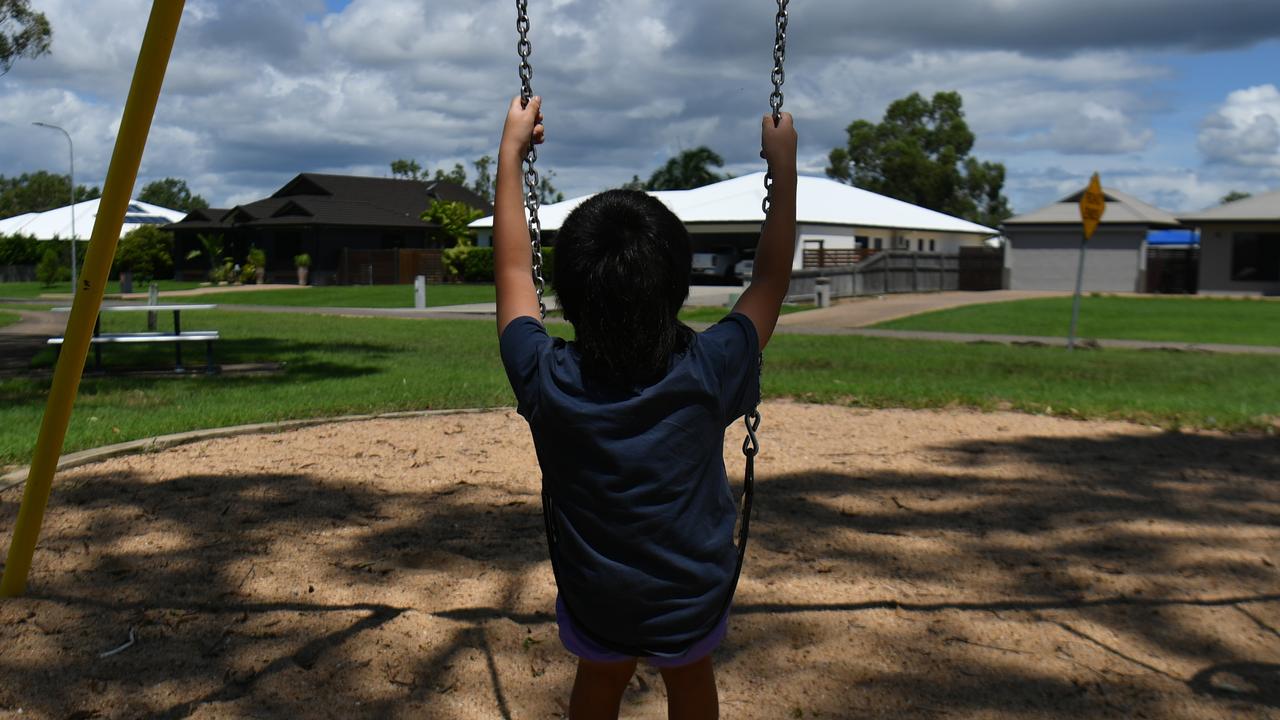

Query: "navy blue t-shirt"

xmin=500 ymin=313 xmax=760 ymax=656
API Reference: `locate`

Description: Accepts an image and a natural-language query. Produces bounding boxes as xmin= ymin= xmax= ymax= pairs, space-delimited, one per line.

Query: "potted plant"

xmin=294 ymin=253 xmax=311 ymax=286
xmin=248 ymin=246 xmax=267 ymax=284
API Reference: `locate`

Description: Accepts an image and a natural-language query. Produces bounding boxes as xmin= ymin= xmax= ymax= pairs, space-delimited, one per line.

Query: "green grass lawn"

xmin=0 ymin=310 xmax=19 ymax=329
xmin=877 ymin=295 xmax=1280 ymax=347
xmin=0 ymin=280 xmax=203 ymax=299
xmin=169 ymin=283 xmax=497 ymax=308
xmin=1 ymin=310 xmax=1275 ymax=467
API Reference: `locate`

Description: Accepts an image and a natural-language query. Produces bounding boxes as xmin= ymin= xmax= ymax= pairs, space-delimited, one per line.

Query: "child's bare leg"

xmin=659 ymin=655 xmax=719 ymax=720
xmin=569 ymin=657 xmax=638 ymax=720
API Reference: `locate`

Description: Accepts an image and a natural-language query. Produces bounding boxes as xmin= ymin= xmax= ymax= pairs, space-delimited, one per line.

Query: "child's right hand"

xmin=761 ymin=112 xmax=797 ymax=170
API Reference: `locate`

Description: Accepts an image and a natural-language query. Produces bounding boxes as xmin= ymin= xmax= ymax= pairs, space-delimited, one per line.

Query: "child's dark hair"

xmin=553 ymin=189 xmax=694 ymax=385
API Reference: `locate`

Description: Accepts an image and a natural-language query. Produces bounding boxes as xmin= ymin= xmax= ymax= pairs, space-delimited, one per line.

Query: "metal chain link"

xmin=746 ymin=0 xmax=789 ymax=460
xmin=516 ymin=0 xmax=546 ymax=318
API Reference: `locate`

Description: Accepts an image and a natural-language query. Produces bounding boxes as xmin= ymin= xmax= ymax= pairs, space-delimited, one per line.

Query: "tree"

xmin=645 ymin=147 xmax=728 ymax=190
xmin=620 ymin=175 xmax=647 ymax=191
xmin=537 ymin=169 xmax=564 ymax=204
xmin=390 ymin=158 xmax=425 ymax=181
xmin=138 ymin=177 xmax=209 ymax=212
xmin=1220 ymin=191 xmax=1252 ymax=205
xmin=0 ymin=171 xmax=100 ymax=217
xmin=826 ymin=91 xmax=1012 ymax=226
xmin=0 ymin=0 xmax=51 ymax=77
xmin=114 ymin=225 xmax=174 ymax=282
xmin=391 ymin=155 xmax=560 ymax=206
xmin=470 ymin=155 xmax=495 ymax=204
xmin=423 ymin=199 xmax=483 ymax=248
xmin=35 ymin=247 xmax=67 ymax=286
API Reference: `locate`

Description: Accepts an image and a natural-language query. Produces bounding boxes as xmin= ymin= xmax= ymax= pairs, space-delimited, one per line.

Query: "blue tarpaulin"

xmin=1147 ymin=229 xmax=1199 ymax=246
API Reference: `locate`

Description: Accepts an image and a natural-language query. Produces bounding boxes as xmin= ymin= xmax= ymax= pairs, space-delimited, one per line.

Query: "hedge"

xmin=443 ymin=246 xmax=554 ymax=283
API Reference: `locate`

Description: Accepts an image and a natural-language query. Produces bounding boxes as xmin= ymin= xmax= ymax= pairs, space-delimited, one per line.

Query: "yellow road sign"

xmin=1079 ymin=172 xmax=1106 ymax=241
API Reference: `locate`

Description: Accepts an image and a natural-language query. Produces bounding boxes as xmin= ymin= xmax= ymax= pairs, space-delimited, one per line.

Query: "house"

xmin=1179 ymin=189 xmax=1280 ymax=296
xmin=166 ymin=174 xmax=491 ymax=285
xmin=0 ymin=199 xmax=184 ymax=240
xmin=1002 ymin=187 xmax=1182 ymax=292
xmin=470 ymin=173 xmax=997 ymax=276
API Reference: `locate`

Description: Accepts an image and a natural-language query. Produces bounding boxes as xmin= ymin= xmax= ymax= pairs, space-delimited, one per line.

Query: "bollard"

xmin=414 ymin=275 xmax=426 ymax=309
xmin=147 ymin=281 xmax=159 ymax=330
xmin=815 ymin=277 xmax=831 ymax=308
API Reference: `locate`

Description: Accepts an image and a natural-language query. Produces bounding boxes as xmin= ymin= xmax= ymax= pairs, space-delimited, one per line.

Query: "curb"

xmin=0 ymin=407 xmax=504 ymax=491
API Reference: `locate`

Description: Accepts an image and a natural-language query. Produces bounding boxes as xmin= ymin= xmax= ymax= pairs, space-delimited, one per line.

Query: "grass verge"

xmin=0 ymin=310 xmax=19 ymax=329
xmin=876 ymin=295 xmax=1280 ymax=347
xmin=1 ymin=310 xmax=1275 ymax=467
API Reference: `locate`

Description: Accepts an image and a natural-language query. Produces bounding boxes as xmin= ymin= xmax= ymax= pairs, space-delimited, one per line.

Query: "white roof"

xmin=0 ymin=212 xmax=39 ymax=235
xmin=0 ymin=199 xmax=186 ymax=240
xmin=1180 ymin=188 xmax=1280 ymax=223
xmin=471 ymin=173 xmax=998 ymax=235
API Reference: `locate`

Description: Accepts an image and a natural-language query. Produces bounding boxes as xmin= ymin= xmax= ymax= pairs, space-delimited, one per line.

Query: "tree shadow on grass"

xmin=0 ymin=426 xmax=1276 ymax=718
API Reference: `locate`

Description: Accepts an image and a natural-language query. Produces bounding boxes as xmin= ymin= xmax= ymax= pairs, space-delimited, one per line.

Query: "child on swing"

xmin=495 ymin=95 xmax=797 ymax=720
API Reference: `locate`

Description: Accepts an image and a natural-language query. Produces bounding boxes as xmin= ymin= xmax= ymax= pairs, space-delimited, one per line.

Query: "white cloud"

xmin=1198 ymin=84 xmax=1280 ymax=174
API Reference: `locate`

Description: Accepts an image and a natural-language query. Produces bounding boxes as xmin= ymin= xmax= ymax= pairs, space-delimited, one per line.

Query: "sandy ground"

xmin=0 ymin=402 xmax=1277 ymax=719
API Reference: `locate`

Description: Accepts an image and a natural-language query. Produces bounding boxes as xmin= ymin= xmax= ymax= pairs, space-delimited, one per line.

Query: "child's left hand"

xmin=501 ymin=96 xmax=545 ymax=156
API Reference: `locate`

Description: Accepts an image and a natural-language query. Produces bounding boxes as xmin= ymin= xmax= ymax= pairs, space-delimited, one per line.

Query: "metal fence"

xmin=783 ymin=252 xmax=963 ymax=301
xmin=0 ymin=265 xmax=36 ymax=282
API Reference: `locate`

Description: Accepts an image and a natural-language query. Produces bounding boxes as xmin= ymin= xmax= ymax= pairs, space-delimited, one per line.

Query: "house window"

xmin=1231 ymin=233 xmax=1280 ymax=282
xmin=855 ymin=235 xmax=869 ymax=249
xmin=917 ymin=239 xmax=924 ymax=251
xmin=929 ymin=240 xmax=936 ymax=252
xmin=874 ymin=238 xmax=883 ymax=250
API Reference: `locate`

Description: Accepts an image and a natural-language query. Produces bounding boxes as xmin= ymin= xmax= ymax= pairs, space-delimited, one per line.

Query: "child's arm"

xmin=732 ymin=112 xmax=798 ymax=351
xmin=495 ymin=96 xmax=546 ymax=336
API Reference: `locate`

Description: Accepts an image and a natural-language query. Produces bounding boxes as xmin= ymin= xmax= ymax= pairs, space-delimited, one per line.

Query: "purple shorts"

xmin=555 ymin=595 xmax=729 ymax=668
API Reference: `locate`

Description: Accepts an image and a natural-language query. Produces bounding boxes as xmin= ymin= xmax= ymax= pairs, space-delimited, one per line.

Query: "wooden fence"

xmin=341 ymin=249 xmax=447 ymax=285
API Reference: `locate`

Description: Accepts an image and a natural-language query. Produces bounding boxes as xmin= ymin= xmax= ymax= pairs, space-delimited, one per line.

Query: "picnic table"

xmin=49 ymin=304 xmax=220 ymax=373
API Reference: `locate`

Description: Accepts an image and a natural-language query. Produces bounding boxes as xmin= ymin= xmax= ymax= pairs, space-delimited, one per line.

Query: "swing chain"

xmin=761 ymin=0 xmax=789 ymax=217
xmin=516 ymin=0 xmax=547 ymax=318
xmin=748 ymin=0 xmax=788 ymax=463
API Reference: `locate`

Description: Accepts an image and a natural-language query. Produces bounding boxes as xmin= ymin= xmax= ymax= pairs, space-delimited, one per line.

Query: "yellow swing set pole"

xmin=1 ymin=0 xmax=186 ymax=598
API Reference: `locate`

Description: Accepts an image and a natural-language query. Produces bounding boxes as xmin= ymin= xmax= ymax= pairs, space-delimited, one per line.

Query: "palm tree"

xmin=646 ymin=147 xmax=729 ymax=190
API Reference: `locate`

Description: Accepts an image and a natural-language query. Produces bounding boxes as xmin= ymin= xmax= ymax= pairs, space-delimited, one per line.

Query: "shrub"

xmin=294 ymin=253 xmax=311 ymax=268
xmin=443 ymin=246 xmax=494 ymax=282
xmin=114 ymin=225 xmax=174 ymax=281
xmin=247 ymin=246 xmax=266 ymax=268
xmin=36 ymin=248 xmax=69 ymax=287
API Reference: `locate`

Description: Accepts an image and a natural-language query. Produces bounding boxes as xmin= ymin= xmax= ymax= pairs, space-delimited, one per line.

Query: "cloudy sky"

xmin=2 ymin=0 xmax=1279 ymax=215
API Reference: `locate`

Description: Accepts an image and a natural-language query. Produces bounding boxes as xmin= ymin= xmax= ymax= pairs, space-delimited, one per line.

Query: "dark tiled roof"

xmin=166 ymin=173 xmax=491 ymax=231
xmin=247 ymin=198 xmax=434 ymax=229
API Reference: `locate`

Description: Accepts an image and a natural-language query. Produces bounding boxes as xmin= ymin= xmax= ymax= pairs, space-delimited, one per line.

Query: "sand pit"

xmin=1 ymin=401 xmax=1277 ymax=719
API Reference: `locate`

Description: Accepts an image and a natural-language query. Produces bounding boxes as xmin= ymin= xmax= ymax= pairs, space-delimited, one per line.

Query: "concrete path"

xmin=775 ymin=290 xmax=1068 ymax=330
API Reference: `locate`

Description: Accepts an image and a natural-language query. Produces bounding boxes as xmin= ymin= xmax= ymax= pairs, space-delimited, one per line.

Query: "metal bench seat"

xmin=47 ymin=331 xmax=220 ymax=373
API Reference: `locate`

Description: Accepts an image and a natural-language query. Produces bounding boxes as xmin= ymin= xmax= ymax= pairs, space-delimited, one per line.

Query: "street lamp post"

xmin=32 ymin=122 xmax=77 ymax=291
